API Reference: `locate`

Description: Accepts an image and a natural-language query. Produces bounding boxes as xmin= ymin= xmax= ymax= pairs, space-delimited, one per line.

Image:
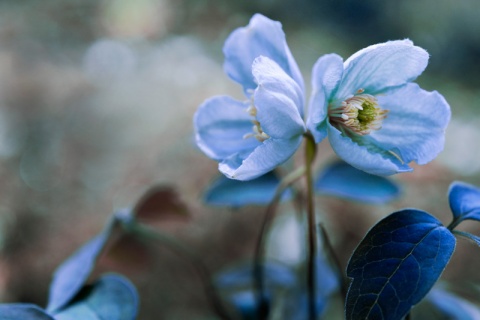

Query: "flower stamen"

xmin=243 ymin=102 xmax=270 ymax=142
xmin=329 ymin=89 xmax=388 ymax=136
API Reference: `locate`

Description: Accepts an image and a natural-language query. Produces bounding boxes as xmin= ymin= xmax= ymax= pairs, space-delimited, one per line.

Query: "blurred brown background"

xmin=0 ymin=0 xmax=479 ymax=319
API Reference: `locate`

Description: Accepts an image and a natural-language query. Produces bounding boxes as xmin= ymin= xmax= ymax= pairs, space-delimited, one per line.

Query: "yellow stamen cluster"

xmin=243 ymin=103 xmax=270 ymax=142
xmin=329 ymin=89 xmax=388 ymax=135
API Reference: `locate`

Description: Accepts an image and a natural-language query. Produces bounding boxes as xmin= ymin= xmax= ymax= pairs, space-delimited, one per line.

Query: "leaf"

xmin=52 ymin=274 xmax=139 ymax=320
xmin=346 ymin=209 xmax=456 ymax=320
xmin=426 ymin=286 xmax=480 ymax=320
xmin=274 ymin=256 xmax=339 ymax=320
xmin=47 ymin=220 xmax=116 ymax=313
xmin=315 ymin=161 xmax=400 ymax=204
xmin=271 ymin=220 xmax=341 ymax=320
xmin=215 ymin=262 xmax=296 ymax=318
xmin=0 ymin=304 xmax=53 ymax=320
xmin=132 ymin=185 xmax=189 ymax=222
xmin=448 ymin=181 xmax=480 ymax=224
xmin=204 ymin=172 xmax=291 ymax=207
xmin=216 ymin=262 xmax=296 ymax=289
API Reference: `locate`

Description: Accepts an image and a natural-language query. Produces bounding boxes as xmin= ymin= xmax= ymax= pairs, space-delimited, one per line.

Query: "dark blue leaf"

xmin=426 ymin=286 xmax=480 ymax=319
xmin=0 ymin=304 xmax=53 ymax=320
xmin=204 ymin=172 xmax=290 ymax=207
xmin=315 ymin=161 xmax=400 ymax=204
xmin=47 ymin=220 xmax=115 ymax=313
xmin=52 ymin=274 xmax=139 ymax=320
xmin=346 ymin=209 xmax=456 ymax=320
xmin=449 ymin=181 xmax=480 ymax=224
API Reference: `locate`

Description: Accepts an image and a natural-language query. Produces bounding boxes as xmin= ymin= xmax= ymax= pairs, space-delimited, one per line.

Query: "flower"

xmin=194 ymin=14 xmax=306 ymax=180
xmin=307 ymin=40 xmax=451 ymax=176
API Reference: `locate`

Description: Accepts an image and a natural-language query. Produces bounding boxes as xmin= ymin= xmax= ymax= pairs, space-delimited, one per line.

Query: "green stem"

xmin=121 ymin=220 xmax=232 ymax=320
xmin=253 ymin=165 xmax=306 ymax=319
xmin=304 ymin=132 xmax=317 ymax=320
xmin=446 ymin=218 xmax=462 ymax=231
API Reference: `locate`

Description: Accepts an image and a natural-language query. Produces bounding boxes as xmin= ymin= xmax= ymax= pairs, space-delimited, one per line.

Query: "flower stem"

xmin=120 ymin=219 xmax=232 ymax=320
xmin=318 ymin=223 xmax=348 ymax=304
xmin=253 ymin=165 xmax=306 ymax=319
xmin=447 ymin=216 xmax=464 ymax=231
xmin=304 ymin=132 xmax=317 ymax=320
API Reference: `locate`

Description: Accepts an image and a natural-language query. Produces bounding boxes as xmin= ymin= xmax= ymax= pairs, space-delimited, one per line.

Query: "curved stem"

xmin=446 ymin=217 xmax=462 ymax=231
xmin=304 ymin=132 xmax=317 ymax=320
xmin=120 ymin=220 xmax=232 ymax=320
xmin=253 ymin=165 xmax=306 ymax=319
xmin=318 ymin=223 xmax=348 ymax=304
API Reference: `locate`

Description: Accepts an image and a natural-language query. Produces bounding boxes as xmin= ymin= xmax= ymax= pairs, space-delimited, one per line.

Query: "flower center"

xmin=328 ymin=89 xmax=388 ymax=135
xmin=243 ymin=101 xmax=270 ymax=142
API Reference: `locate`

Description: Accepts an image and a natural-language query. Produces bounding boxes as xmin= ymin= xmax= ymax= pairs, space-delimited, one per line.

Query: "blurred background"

xmin=0 ymin=0 xmax=480 ymax=319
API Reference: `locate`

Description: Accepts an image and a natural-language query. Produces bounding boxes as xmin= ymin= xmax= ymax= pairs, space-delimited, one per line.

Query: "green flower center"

xmin=328 ymin=89 xmax=388 ymax=135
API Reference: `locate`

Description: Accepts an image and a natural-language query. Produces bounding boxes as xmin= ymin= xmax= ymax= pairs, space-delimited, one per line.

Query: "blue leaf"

xmin=346 ymin=209 xmax=456 ymax=320
xmin=449 ymin=181 xmax=480 ymax=224
xmin=216 ymin=262 xmax=296 ymax=289
xmin=277 ymin=255 xmax=339 ymax=319
xmin=315 ymin=161 xmax=400 ymax=204
xmin=426 ymin=286 xmax=480 ymax=319
xmin=215 ymin=262 xmax=296 ymax=318
xmin=204 ymin=172 xmax=290 ymax=207
xmin=52 ymin=274 xmax=139 ymax=320
xmin=0 ymin=304 xmax=53 ymax=320
xmin=47 ymin=220 xmax=116 ymax=313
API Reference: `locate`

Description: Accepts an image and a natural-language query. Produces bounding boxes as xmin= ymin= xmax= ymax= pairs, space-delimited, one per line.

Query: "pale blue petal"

xmin=327 ymin=123 xmax=412 ymax=176
xmin=219 ymin=136 xmax=302 ymax=180
xmin=307 ymin=54 xmax=344 ymax=142
xmin=371 ymin=83 xmax=450 ymax=165
xmin=194 ymin=95 xmax=260 ymax=160
xmin=334 ymin=40 xmax=429 ymax=99
xmin=252 ymin=56 xmax=305 ymax=139
xmin=223 ymin=14 xmax=304 ymax=95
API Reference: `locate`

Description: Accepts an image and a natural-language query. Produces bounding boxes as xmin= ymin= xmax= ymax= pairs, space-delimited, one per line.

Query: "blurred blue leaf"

xmin=449 ymin=181 xmax=480 ymax=224
xmin=0 ymin=304 xmax=53 ymax=320
xmin=47 ymin=220 xmax=115 ymax=313
xmin=204 ymin=172 xmax=290 ymax=207
xmin=426 ymin=286 xmax=480 ymax=319
xmin=52 ymin=274 xmax=139 ymax=320
xmin=227 ymin=290 xmax=258 ymax=320
xmin=346 ymin=209 xmax=456 ymax=320
xmin=216 ymin=262 xmax=296 ymax=289
xmin=278 ymin=255 xmax=339 ymax=320
xmin=315 ymin=161 xmax=400 ymax=204
xmin=216 ymin=262 xmax=296 ymax=319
